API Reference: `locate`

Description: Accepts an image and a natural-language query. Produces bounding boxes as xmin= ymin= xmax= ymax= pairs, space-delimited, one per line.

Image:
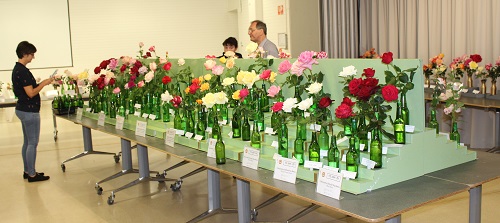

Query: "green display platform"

xmin=81 ymin=58 xmax=477 ymax=194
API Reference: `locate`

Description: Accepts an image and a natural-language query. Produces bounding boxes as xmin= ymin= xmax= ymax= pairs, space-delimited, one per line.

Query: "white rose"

xmin=246 ymin=42 xmax=258 ymax=54
xmin=339 ymin=65 xmax=357 ymax=77
xmin=306 ymin=82 xmax=323 ymax=94
xmin=161 ymin=90 xmax=173 ymax=102
xmin=224 ymin=51 xmax=235 ymax=57
xmin=144 ymin=71 xmax=154 ymax=83
xmin=177 ymin=58 xmax=185 ymax=66
xmin=222 ymin=77 xmax=235 ymax=86
xmin=214 ymin=91 xmax=229 ymax=104
xmin=297 ymin=97 xmax=313 ymax=111
xmin=282 ymin=98 xmax=298 ymax=113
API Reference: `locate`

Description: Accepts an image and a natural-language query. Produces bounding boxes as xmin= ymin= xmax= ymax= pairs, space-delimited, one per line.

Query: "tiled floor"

xmin=0 ymin=102 xmax=499 ymax=223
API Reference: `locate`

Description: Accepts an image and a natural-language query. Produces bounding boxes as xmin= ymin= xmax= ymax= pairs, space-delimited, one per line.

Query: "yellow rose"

xmin=202 ymin=93 xmax=216 ymax=108
xmin=196 ymin=99 xmax=203 ymax=105
xmin=232 ymin=90 xmax=241 ymax=100
xmin=219 ymin=57 xmax=227 ymax=64
xmin=226 ymin=58 xmax=235 ymax=69
xmin=269 ymin=71 xmax=277 ymax=83
xmin=204 ymin=74 xmax=212 ymax=81
xmin=198 ymin=76 xmax=204 ymax=83
xmin=200 ymin=83 xmax=210 ymax=92
xmin=184 ymin=87 xmax=190 ymax=94
xmin=214 ymin=92 xmax=229 ymax=104
xmin=469 ymin=61 xmax=478 ymax=70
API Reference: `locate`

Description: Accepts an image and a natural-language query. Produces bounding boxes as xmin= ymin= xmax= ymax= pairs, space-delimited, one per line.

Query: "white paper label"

xmin=76 ymin=108 xmax=83 ymax=121
xmin=382 ymin=146 xmax=388 ymax=155
xmin=361 ymin=157 xmax=376 ymax=169
xmin=207 ymin=138 xmax=217 ymax=158
xmin=66 ymin=89 xmax=76 ymax=96
xmin=337 ymin=136 xmax=348 ymax=145
xmin=461 ymin=89 xmax=469 ymax=93
xmin=194 ymin=135 xmax=204 ymax=141
xmin=135 ymin=121 xmax=147 ymax=137
xmin=228 ymin=131 xmax=233 ymax=138
xmin=340 ymin=170 xmax=357 ymax=179
xmin=142 ymin=113 xmax=149 ymax=119
xmin=219 ymin=120 xmax=227 ymax=125
xmin=134 ymin=104 xmax=141 ymax=109
xmin=242 ymin=146 xmax=260 ymax=170
xmin=273 ymin=157 xmax=299 ymax=184
xmin=98 ymin=112 xmax=105 ymax=126
xmin=472 ymin=89 xmax=480 ymax=94
xmin=169 ymin=109 xmax=175 ymax=115
xmin=85 ymin=108 xmax=92 ymax=112
xmin=385 ymin=143 xmax=403 ymax=148
xmin=405 ymin=125 xmax=415 ymax=133
xmin=175 ymin=129 xmax=185 ymax=136
xmin=165 ymin=128 xmax=176 ymax=147
xmin=360 ymin=144 xmax=366 ymax=151
xmin=304 ymin=160 xmax=323 ymax=170
xmin=115 ymin=116 xmax=124 ymax=130
xmin=206 ymin=127 xmax=213 ymax=133
xmin=322 ymin=165 xmax=340 ymax=172
xmin=134 ymin=111 xmax=141 ymax=117
xmin=316 ymin=168 xmax=343 ymax=200
xmin=341 ymin=154 xmax=346 ymax=162
xmin=271 ymin=141 xmax=279 ymax=148
xmin=149 ymin=114 xmax=156 ymax=120
xmin=304 ymin=112 xmax=310 ymax=117
xmin=185 ymin=132 xmax=194 ymax=138
xmin=265 ymin=127 xmax=276 ymax=135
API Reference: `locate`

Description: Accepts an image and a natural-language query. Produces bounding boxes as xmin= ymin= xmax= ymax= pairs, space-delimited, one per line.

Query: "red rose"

xmin=108 ymin=78 xmax=116 ymax=86
xmin=381 ymin=84 xmax=399 ymax=102
xmin=163 ymin=62 xmax=172 ymax=71
xmin=127 ymin=80 xmax=135 ymax=89
xmin=134 ymin=60 xmax=143 ymax=67
xmin=239 ymin=88 xmax=249 ymax=100
xmin=318 ymin=97 xmax=333 ymax=108
xmin=162 ymin=76 xmax=172 ymax=84
xmin=120 ymin=64 xmax=127 ymax=73
xmin=272 ymin=102 xmax=284 ymax=112
xmin=348 ymin=78 xmax=362 ymax=95
xmin=94 ymin=67 xmax=101 ymax=74
xmin=99 ymin=60 xmax=109 ymax=69
xmin=363 ymin=68 xmax=375 ymax=77
xmin=145 ymin=52 xmax=152 ymax=58
xmin=363 ymin=77 xmax=379 ymax=87
xmin=470 ymin=54 xmax=482 ymax=63
xmin=335 ymin=103 xmax=354 ymax=119
xmin=189 ymin=83 xmax=200 ymax=94
xmin=260 ymin=69 xmax=271 ymax=80
xmin=191 ymin=77 xmax=200 ymax=85
xmin=356 ymin=85 xmax=378 ymax=101
xmin=341 ymin=97 xmax=355 ymax=107
xmin=130 ymin=66 xmax=139 ymax=75
xmin=381 ymin=52 xmax=393 ymax=64
xmin=170 ymin=96 xmax=183 ymax=108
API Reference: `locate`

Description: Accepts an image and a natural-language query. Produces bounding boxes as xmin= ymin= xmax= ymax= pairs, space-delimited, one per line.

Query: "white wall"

xmin=0 ymin=0 xmax=238 ymax=92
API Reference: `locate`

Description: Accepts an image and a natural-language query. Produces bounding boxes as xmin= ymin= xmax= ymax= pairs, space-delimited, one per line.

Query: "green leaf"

xmin=268 ymin=59 xmax=274 ymax=67
xmin=398 ymin=74 xmax=409 ymax=83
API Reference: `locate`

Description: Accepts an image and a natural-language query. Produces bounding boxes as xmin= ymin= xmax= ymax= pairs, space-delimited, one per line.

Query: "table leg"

xmin=469 ymin=185 xmax=482 ymax=223
xmin=237 ymin=179 xmax=251 ymax=223
xmin=385 ymin=215 xmax=401 ymax=223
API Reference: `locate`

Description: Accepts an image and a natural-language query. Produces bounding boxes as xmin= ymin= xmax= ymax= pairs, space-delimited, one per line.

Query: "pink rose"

xmin=267 ymin=85 xmax=281 ymax=97
xmin=149 ymin=45 xmax=155 ymax=52
xmin=239 ymin=88 xmax=249 ymax=100
xmin=212 ymin=65 xmax=224 ymax=75
xmin=149 ymin=62 xmax=157 ymax=72
xmin=112 ymin=87 xmax=121 ymax=94
xmin=260 ymin=69 xmax=271 ymax=80
xmin=297 ymin=51 xmax=318 ymax=70
xmin=278 ymin=60 xmax=292 ymax=74
xmin=272 ymin=102 xmax=284 ymax=113
xmin=137 ymin=80 xmax=145 ymax=88
xmin=204 ymin=59 xmax=216 ymax=70
xmin=290 ymin=61 xmax=305 ymax=76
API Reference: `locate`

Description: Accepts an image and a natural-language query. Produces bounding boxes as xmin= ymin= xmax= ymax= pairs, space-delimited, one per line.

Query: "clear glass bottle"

xmin=251 ymin=121 xmax=261 ymax=149
xmin=327 ymin=135 xmax=340 ymax=168
xmin=428 ymin=109 xmax=439 ymax=135
xmin=308 ymin=132 xmax=320 ymax=162
xmin=394 ymin=101 xmax=406 ymax=144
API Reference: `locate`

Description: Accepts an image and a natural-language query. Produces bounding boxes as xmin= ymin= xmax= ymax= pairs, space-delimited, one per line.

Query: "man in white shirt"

xmin=248 ymin=20 xmax=279 ymax=58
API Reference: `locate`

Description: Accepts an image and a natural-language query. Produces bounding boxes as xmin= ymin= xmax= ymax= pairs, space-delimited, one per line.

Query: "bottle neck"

xmin=396 ymin=101 xmax=402 ymax=118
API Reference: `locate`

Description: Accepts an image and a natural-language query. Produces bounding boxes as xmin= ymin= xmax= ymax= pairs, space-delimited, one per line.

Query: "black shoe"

xmin=27 ymin=173 xmax=50 ymax=182
xmin=23 ymin=172 xmax=44 ymax=179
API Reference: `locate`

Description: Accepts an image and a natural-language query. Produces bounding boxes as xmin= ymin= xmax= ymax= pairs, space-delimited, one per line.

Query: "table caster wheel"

xmin=107 ymin=195 xmax=115 ymax=205
xmin=96 ymin=186 xmax=103 ymax=195
xmin=61 ymin=164 xmax=66 ymax=172
xmin=170 ymin=180 xmax=182 ymax=191
xmin=113 ymin=154 xmax=120 ymax=163
xmin=251 ymin=209 xmax=258 ymax=221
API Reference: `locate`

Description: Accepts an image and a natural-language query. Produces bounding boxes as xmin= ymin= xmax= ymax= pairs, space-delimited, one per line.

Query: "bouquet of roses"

xmin=423 ymin=53 xmax=447 ymax=79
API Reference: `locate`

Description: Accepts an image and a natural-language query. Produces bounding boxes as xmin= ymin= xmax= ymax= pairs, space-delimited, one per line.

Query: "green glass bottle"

xmin=277 ymin=122 xmax=288 ymax=158
xmin=428 ymin=109 xmax=439 ymax=135
xmin=344 ymin=122 xmax=352 ymax=136
xmin=118 ymin=105 xmax=126 ymax=117
xmin=186 ymin=110 xmax=195 ymax=133
xmin=255 ymin=100 xmax=265 ymax=132
xmin=128 ymin=98 xmax=135 ymax=115
xmin=346 ymin=136 xmax=358 ymax=177
xmin=450 ymin=121 xmax=460 ymax=145
xmin=77 ymin=94 xmax=84 ymax=108
xmin=308 ymin=132 xmax=320 ymax=162
xmin=211 ymin=114 xmax=220 ymax=140
xmin=260 ymin=83 xmax=270 ymax=112
xmin=174 ymin=110 xmax=183 ymax=130
xmin=327 ymin=135 xmax=340 ymax=168
xmin=195 ymin=109 xmax=206 ymax=140
xmin=241 ymin=114 xmax=251 ymax=141
xmin=215 ymin=128 xmax=226 ymax=164
xmin=162 ymin=102 xmax=170 ymax=122
xmin=271 ymin=111 xmax=279 ymax=132
xmin=394 ymin=101 xmax=406 ymax=144
xmin=220 ymin=104 xmax=229 ymax=122
xmin=350 ymin=118 xmax=360 ymax=164
xmin=207 ymin=107 xmax=214 ymax=128
xmin=181 ymin=109 xmax=188 ymax=132
xmin=358 ymin=116 xmax=368 ymax=152
xmin=370 ymin=126 xmax=382 ymax=168
xmin=251 ymin=121 xmax=261 ymax=149
xmin=109 ymin=96 xmax=116 ymax=118
xmin=401 ymin=92 xmax=410 ymax=125
xmin=296 ymin=111 xmax=307 ymax=140
xmin=232 ymin=110 xmax=241 ymax=138
xmin=318 ymin=125 xmax=329 ymax=151
xmin=294 ymin=137 xmax=304 ymax=165
xmin=53 ymin=96 xmax=60 ymax=109
xmin=293 ymin=85 xmax=302 ymax=118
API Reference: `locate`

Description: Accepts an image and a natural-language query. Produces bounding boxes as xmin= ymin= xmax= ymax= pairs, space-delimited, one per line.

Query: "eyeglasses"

xmin=248 ymin=28 xmax=259 ymax=33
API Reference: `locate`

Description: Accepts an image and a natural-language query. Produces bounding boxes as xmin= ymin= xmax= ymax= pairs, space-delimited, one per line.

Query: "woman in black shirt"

xmin=12 ymin=41 xmax=53 ymax=182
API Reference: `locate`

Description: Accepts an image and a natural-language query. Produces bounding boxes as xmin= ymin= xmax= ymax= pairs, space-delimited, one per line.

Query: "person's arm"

xmin=23 ymin=78 xmax=52 ymax=98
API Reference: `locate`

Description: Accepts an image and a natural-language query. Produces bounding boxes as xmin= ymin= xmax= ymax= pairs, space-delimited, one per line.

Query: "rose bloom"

xmin=278 ymin=60 xmax=292 ymax=74
xmin=341 ymin=97 xmax=355 ymax=107
xmin=306 ymin=82 xmax=323 ymax=94
xmin=204 ymin=59 xmax=216 ymax=70
xmin=363 ymin=68 xmax=375 ymax=77
xmin=196 ymin=99 xmax=203 ymax=105
xmin=232 ymin=90 xmax=241 ymax=100
xmin=222 ymin=77 xmax=235 ymax=86
xmin=162 ymin=76 xmax=172 ymax=84
xmin=204 ymin=74 xmax=212 ymax=81
xmin=268 ymin=71 xmax=277 ymax=83
xmin=188 ymin=83 xmax=200 ymax=94
xmin=202 ymin=93 xmax=216 ymax=108
xmin=149 ymin=45 xmax=155 ymax=52
xmin=260 ymin=69 xmax=271 ymax=80
xmin=214 ymin=92 xmax=229 ymax=104
xmin=335 ymin=103 xmax=354 ymax=119
xmin=161 ymin=90 xmax=173 ymax=102
xmin=267 ymin=85 xmax=281 ymax=97
xmin=224 ymin=51 xmax=235 ymax=58
xmin=246 ymin=42 xmax=258 ymax=54
xmin=237 ymin=70 xmax=259 ymax=89
xmin=219 ymin=57 xmax=227 ymax=64
xmin=138 ymin=66 xmax=148 ymax=75
xmin=163 ymin=62 xmax=172 ymax=71
xmin=381 ymin=52 xmax=394 ymax=64
xmin=137 ymin=80 xmax=145 ymax=88
xmin=239 ymin=88 xmax=249 ymax=99
xmin=170 ymin=96 xmax=182 ymax=108
xmin=225 ymin=58 xmax=235 ymax=69
xmin=177 ymin=58 xmax=185 ymax=66
xmin=470 ymin=54 xmax=482 ymax=63
xmin=149 ymin=62 xmax=157 ymax=72
xmin=339 ymin=65 xmax=357 ymax=77
xmin=297 ymin=51 xmax=318 ymax=70
xmin=120 ymin=64 xmax=127 ymax=73
xmin=139 ymin=42 xmax=144 ymax=47
xmin=212 ymin=65 xmax=224 ymax=75
xmin=444 ymin=104 xmax=454 ymax=115
xmin=318 ymin=97 xmax=333 ymax=108
xmin=297 ymin=97 xmax=313 ymax=111
xmin=315 ymin=51 xmax=328 ymax=59
xmin=381 ymin=85 xmax=399 ymax=102
xmin=468 ymin=61 xmax=478 ymax=70
xmin=348 ymin=78 xmax=363 ymax=95
xmin=144 ymin=71 xmax=154 ymax=83
xmin=356 ymin=85 xmax=379 ymax=101
xmin=94 ymin=67 xmax=101 ymax=74
xmin=200 ymin=83 xmax=210 ymax=92
xmin=272 ymin=102 xmax=284 ymax=113
xmin=112 ymin=87 xmax=121 ymax=94
xmin=283 ymin=98 xmax=298 ymax=113
xmin=290 ymin=61 xmax=305 ymax=76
